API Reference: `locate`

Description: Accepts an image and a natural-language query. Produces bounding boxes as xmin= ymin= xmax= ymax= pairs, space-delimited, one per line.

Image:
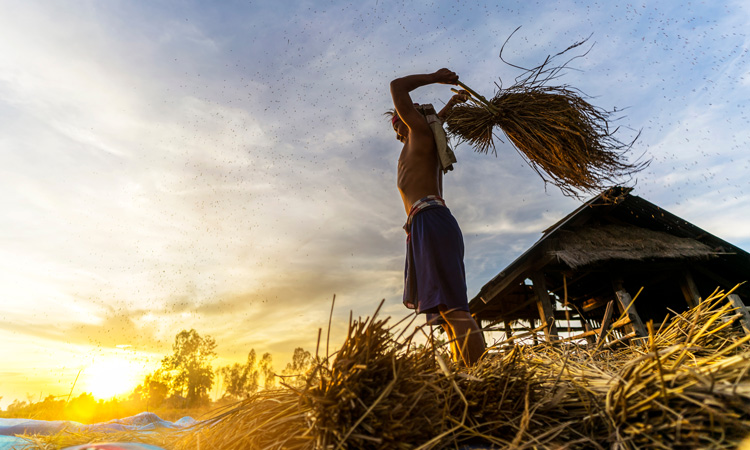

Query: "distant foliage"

xmin=160 ymin=329 xmax=217 ymax=407
xmin=218 ymin=349 xmax=264 ymax=400
xmin=1 ymin=329 xmax=309 ymax=421
xmin=219 ymin=362 xmax=248 ymax=399
xmin=259 ymin=352 xmax=275 ymax=390
xmin=130 ymin=370 xmax=170 ymax=408
xmin=281 ymin=347 xmax=313 ymax=386
xmin=1 ymin=393 xmax=133 ymax=423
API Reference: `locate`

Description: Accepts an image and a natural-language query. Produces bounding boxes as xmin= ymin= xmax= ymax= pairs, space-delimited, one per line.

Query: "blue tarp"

xmin=0 ymin=412 xmax=196 ymax=450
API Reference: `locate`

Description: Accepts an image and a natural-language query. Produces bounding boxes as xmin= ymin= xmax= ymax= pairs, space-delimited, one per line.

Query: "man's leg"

xmin=439 ymin=309 xmax=485 ymax=366
xmin=440 ymin=323 xmax=459 ymax=363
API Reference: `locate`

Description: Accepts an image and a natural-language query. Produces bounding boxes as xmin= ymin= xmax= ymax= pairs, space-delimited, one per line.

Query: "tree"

xmin=282 ymin=347 xmax=312 ymax=386
xmin=245 ymin=349 xmax=259 ymax=393
xmin=259 ymin=352 xmax=275 ymax=390
xmin=6 ymin=399 xmax=27 ymax=414
xmin=217 ymin=349 xmax=262 ymax=400
xmin=160 ymin=329 xmax=217 ymax=407
xmin=218 ymin=362 xmax=248 ymax=400
xmin=131 ymin=370 xmax=169 ymax=407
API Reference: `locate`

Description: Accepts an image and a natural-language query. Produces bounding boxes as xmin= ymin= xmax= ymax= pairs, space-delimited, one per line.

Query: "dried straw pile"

xmin=173 ymin=287 xmax=750 ymax=450
xmin=444 ymin=39 xmax=649 ymax=198
xmin=22 ymin=288 xmax=750 ymax=449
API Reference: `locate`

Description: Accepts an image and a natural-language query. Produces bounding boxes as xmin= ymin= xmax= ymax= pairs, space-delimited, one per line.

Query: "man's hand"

xmin=437 ymin=89 xmax=471 ymax=120
xmin=432 ymin=68 xmax=459 ymax=85
xmin=450 ymin=89 xmax=470 ymax=104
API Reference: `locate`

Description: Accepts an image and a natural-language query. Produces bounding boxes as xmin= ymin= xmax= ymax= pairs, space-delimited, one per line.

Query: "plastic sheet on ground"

xmin=0 ymin=412 xmax=196 ymax=450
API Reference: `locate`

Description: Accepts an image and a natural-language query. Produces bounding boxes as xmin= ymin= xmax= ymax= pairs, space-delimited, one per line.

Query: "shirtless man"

xmin=390 ymin=68 xmax=485 ymax=366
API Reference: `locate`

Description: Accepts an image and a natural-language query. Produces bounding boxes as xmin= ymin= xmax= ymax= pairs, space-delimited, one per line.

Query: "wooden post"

xmin=563 ymin=274 xmax=571 ymax=336
xmin=579 ymin=310 xmax=597 ymax=346
xmin=596 ymin=300 xmax=615 ymax=346
xmin=728 ymin=294 xmax=750 ymax=336
xmin=679 ymin=269 xmax=701 ymax=308
xmin=613 ymin=284 xmax=647 ymax=338
xmin=504 ymin=320 xmax=513 ymax=340
xmin=531 ymin=273 xmax=559 ymax=341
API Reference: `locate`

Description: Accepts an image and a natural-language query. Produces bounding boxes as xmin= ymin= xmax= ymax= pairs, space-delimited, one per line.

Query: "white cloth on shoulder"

xmin=415 ymin=104 xmax=457 ymax=174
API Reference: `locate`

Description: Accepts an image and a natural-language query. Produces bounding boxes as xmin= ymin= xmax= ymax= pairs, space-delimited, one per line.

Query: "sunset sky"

xmin=1 ymin=0 xmax=749 ymax=406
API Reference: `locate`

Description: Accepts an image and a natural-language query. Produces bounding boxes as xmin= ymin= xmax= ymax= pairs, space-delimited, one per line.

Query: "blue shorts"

xmin=403 ymin=204 xmax=468 ymax=324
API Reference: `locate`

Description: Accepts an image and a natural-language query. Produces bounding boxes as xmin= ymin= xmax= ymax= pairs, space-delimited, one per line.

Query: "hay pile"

xmin=179 ymin=287 xmax=750 ymax=450
xmin=23 ymin=288 xmax=750 ymax=449
xmin=445 ymin=37 xmax=650 ymax=198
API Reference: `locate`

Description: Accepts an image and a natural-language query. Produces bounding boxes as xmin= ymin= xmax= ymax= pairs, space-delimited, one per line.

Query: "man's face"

xmin=393 ymin=116 xmax=407 ymax=143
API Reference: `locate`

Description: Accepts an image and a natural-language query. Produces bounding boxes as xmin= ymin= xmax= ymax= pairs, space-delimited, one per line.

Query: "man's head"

xmin=392 ymin=113 xmax=407 ymax=143
xmin=387 ymin=106 xmax=422 ymax=143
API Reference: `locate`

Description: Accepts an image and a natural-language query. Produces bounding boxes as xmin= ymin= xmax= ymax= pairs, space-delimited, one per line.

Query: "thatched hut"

xmin=470 ymin=186 xmax=750 ymax=345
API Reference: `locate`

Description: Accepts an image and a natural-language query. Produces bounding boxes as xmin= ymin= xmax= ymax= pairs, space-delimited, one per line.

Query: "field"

xmin=11 ymin=287 xmax=750 ymax=450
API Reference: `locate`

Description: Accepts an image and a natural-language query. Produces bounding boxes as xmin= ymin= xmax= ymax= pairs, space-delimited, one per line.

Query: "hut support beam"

xmin=680 ymin=269 xmax=701 ymax=308
xmin=579 ymin=310 xmax=597 ymax=346
xmin=504 ymin=320 xmax=513 ymax=340
xmin=727 ymin=294 xmax=750 ymax=336
xmin=612 ymin=281 xmax=647 ymax=338
xmin=531 ymin=273 xmax=559 ymax=341
xmin=480 ymin=254 xmax=556 ymax=304
xmin=596 ymin=300 xmax=615 ymax=346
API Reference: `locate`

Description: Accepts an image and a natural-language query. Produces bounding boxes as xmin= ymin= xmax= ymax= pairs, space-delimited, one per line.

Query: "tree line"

xmin=1 ymin=329 xmax=313 ymax=421
xmin=133 ymin=329 xmax=313 ymax=408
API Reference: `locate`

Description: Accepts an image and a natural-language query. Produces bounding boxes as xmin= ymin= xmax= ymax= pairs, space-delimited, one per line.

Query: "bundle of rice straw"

xmin=22 ymin=287 xmax=750 ymax=450
xmin=177 ymin=287 xmax=750 ymax=450
xmin=445 ymin=34 xmax=650 ymax=198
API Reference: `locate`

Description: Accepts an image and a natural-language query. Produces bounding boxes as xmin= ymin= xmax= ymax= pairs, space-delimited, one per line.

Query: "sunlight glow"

xmin=82 ymin=358 xmax=142 ymax=400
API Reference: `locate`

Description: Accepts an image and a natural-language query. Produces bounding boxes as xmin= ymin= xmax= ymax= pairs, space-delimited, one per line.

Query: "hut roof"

xmin=550 ymin=224 xmax=718 ymax=270
xmin=470 ymin=187 xmax=750 ymax=318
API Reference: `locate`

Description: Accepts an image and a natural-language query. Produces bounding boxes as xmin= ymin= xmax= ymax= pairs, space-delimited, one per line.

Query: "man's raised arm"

xmin=390 ymin=69 xmax=460 ymax=129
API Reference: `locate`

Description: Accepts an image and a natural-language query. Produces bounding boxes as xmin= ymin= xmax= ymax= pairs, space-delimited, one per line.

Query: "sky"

xmin=1 ymin=0 xmax=749 ymax=407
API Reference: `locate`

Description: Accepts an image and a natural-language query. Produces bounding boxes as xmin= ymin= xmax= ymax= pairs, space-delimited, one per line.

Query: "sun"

xmin=82 ymin=358 xmax=143 ymax=400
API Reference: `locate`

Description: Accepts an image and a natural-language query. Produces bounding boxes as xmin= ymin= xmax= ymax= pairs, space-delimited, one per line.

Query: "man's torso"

xmin=397 ymin=130 xmax=442 ymax=214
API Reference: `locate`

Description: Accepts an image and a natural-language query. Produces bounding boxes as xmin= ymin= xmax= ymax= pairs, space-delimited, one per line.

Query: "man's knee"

xmin=440 ymin=309 xmax=475 ymax=326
